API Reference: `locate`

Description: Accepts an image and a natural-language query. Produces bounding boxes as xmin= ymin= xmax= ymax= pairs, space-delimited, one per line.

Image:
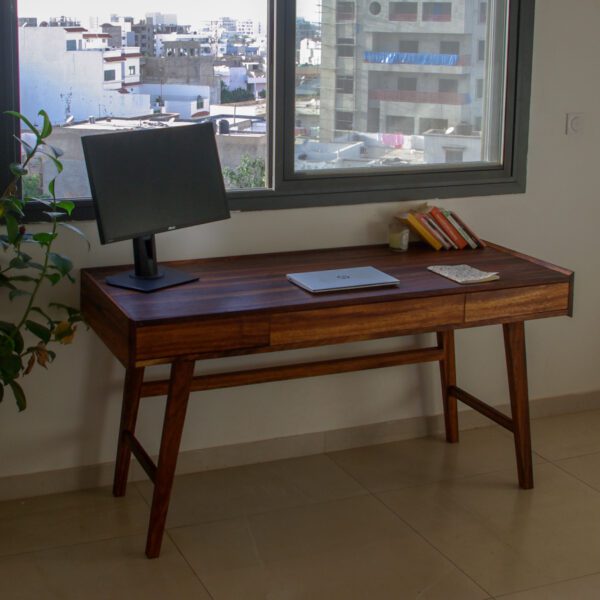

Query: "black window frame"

xmin=1 ymin=0 xmax=536 ymax=220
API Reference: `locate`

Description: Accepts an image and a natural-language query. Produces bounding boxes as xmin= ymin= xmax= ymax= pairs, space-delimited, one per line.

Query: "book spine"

xmin=405 ymin=213 xmax=442 ymax=250
xmin=424 ymin=214 xmax=457 ymax=249
xmin=442 ymin=209 xmax=478 ymax=249
xmin=416 ymin=213 xmax=450 ymax=249
xmin=429 ymin=207 xmax=467 ymax=249
xmin=450 ymin=212 xmax=487 ymax=248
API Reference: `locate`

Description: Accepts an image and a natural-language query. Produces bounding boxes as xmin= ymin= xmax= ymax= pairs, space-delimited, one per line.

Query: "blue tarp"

xmin=364 ymin=52 xmax=459 ymax=66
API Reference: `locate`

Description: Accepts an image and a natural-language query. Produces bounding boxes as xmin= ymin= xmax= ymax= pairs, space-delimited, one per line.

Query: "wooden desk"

xmin=81 ymin=243 xmax=574 ymax=558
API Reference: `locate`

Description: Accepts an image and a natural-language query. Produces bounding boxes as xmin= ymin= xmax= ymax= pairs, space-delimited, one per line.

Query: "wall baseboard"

xmin=2 ymin=389 xmax=599 ymax=502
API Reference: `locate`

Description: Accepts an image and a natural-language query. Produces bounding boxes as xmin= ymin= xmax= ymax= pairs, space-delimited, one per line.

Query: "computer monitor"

xmin=82 ymin=122 xmax=230 ymax=292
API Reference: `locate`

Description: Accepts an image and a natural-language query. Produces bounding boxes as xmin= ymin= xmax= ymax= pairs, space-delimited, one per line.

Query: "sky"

xmin=18 ymin=0 xmax=271 ymax=27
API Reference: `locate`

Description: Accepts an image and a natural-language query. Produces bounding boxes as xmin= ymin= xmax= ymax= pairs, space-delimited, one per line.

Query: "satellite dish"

xmin=445 ymin=126 xmax=455 ymax=135
xmin=65 ymin=115 xmax=75 ymax=125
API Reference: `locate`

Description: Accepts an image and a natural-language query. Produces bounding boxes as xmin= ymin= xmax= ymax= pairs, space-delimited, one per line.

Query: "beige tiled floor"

xmin=4 ymin=410 xmax=600 ymax=599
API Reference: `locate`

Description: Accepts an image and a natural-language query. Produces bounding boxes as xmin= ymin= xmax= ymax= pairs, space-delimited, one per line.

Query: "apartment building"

xmin=19 ymin=26 xmax=149 ymax=124
xmin=320 ymin=0 xmax=489 ymax=143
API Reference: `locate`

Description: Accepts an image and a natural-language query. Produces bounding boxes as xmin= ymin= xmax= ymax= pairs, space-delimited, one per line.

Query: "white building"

xmin=19 ymin=27 xmax=152 ymax=125
xmin=214 ymin=65 xmax=248 ymax=91
xmin=299 ymin=39 xmax=322 ymax=66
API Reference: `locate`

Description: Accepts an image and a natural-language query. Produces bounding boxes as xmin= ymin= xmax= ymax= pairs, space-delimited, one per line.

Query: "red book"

xmin=429 ymin=207 xmax=468 ymax=249
xmin=416 ymin=213 xmax=450 ymax=249
xmin=450 ymin=212 xmax=487 ymax=248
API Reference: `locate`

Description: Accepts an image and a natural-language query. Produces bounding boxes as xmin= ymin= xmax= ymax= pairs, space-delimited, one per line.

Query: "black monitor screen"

xmin=82 ymin=122 xmax=230 ymax=244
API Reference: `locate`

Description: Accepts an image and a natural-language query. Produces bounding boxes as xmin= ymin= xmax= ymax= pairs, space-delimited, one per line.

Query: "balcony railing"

xmin=364 ymin=52 xmax=471 ymax=67
xmin=369 ymin=89 xmax=471 ymax=105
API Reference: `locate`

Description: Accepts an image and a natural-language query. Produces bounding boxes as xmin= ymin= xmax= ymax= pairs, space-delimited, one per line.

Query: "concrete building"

xmin=145 ymin=13 xmax=178 ymax=27
xmin=142 ymin=55 xmax=221 ymax=106
xmin=131 ymin=20 xmax=155 ymax=56
xmin=19 ymin=26 xmax=151 ymax=125
xmin=319 ymin=0 xmax=489 ymax=152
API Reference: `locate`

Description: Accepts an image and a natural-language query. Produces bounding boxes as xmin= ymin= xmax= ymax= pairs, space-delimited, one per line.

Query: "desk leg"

xmin=146 ymin=359 xmax=195 ymax=559
xmin=437 ymin=330 xmax=459 ymax=443
xmin=503 ymin=321 xmax=534 ymax=490
xmin=113 ymin=367 xmax=145 ymax=497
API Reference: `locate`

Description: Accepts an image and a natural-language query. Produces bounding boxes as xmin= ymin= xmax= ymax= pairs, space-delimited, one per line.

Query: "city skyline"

xmin=19 ymin=0 xmax=268 ymax=27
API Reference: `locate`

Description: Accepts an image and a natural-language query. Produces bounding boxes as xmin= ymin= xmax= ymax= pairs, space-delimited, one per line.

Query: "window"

xmin=337 ymin=38 xmax=355 ymax=58
xmin=476 ymin=78 xmax=484 ymax=98
xmin=336 ymin=1 xmax=355 ymax=21
xmin=335 ymin=110 xmax=354 ymax=131
xmin=1 ymin=0 xmax=536 ymax=217
xmin=478 ymin=40 xmax=486 ymax=61
xmin=369 ymin=2 xmax=382 ymax=16
xmin=66 ymin=40 xmax=76 ymax=51
xmin=104 ymin=70 xmax=116 ymax=82
xmin=397 ymin=77 xmax=417 ymax=91
xmin=398 ymin=39 xmax=419 ymax=53
xmin=479 ymin=2 xmax=488 ymax=24
xmin=423 ymin=2 xmax=452 ymax=22
xmin=440 ymin=41 xmax=460 ymax=55
xmin=445 ymin=148 xmax=464 ymax=163
xmin=128 ymin=65 xmax=136 ymax=75
xmin=336 ymin=75 xmax=354 ymax=94
xmin=438 ymin=79 xmax=459 ymax=94
xmin=386 ymin=115 xmax=415 ymax=135
xmin=389 ymin=2 xmax=418 ymax=22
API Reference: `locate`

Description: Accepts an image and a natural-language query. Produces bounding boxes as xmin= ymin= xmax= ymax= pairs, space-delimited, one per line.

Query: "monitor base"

xmin=106 ymin=266 xmax=198 ymax=293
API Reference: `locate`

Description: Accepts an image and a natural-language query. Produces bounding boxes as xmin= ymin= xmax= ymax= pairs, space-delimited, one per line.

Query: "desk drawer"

xmin=465 ymin=283 xmax=570 ymax=324
xmin=270 ymin=296 xmax=465 ymax=347
xmin=135 ymin=315 xmax=270 ymax=364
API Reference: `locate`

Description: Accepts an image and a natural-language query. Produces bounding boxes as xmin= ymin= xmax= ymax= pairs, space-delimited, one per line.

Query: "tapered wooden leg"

xmin=503 ymin=321 xmax=533 ymax=489
xmin=145 ymin=359 xmax=195 ymax=559
xmin=113 ymin=366 xmax=145 ymax=497
xmin=437 ymin=330 xmax=459 ymax=443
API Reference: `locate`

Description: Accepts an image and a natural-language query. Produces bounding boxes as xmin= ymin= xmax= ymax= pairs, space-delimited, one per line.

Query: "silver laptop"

xmin=287 ymin=266 xmax=400 ymax=293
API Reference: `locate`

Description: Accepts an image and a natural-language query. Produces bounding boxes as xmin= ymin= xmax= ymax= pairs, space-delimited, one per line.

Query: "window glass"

xmin=17 ymin=1 xmax=268 ymax=197
xmin=294 ymin=0 xmax=508 ymax=173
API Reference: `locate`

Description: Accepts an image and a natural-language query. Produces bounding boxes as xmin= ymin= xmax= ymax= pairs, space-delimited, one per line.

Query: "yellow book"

xmin=403 ymin=212 xmax=443 ymax=251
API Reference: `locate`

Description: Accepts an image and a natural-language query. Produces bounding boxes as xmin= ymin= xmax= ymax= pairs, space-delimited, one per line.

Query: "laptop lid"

xmin=287 ymin=266 xmax=400 ymax=293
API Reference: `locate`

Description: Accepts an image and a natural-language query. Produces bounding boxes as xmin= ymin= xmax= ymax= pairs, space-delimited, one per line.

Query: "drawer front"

xmin=465 ymin=283 xmax=570 ymax=324
xmin=135 ymin=315 xmax=270 ymax=364
xmin=270 ymin=296 xmax=465 ymax=347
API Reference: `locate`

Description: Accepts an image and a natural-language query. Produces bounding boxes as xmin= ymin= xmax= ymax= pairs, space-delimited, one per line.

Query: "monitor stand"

xmin=106 ymin=235 xmax=199 ymax=293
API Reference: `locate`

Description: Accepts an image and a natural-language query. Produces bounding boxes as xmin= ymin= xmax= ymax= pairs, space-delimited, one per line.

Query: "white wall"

xmin=2 ymin=0 xmax=599 ymax=480
xmin=19 ymin=29 xmax=152 ymax=124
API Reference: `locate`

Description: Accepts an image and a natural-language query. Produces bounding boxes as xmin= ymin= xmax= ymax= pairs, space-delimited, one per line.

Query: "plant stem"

xmin=15 ymin=184 xmax=58 ymax=334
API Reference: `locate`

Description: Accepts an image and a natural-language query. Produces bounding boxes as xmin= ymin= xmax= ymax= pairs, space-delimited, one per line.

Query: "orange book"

xmin=404 ymin=212 xmax=443 ymax=250
xmin=429 ymin=207 xmax=468 ymax=250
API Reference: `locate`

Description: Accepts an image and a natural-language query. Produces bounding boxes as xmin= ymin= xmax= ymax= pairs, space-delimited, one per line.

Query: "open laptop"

xmin=287 ymin=266 xmax=400 ymax=293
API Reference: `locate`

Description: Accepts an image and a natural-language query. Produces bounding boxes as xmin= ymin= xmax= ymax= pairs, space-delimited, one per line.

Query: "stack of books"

xmin=396 ymin=207 xmax=486 ymax=251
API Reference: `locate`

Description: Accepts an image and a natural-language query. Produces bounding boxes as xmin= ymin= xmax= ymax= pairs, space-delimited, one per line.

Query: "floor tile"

xmin=530 ymin=410 xmax=600 ymax=461
xmin=555 ymin=451 xmax=600 ymax=491
xmin=0 ymin=534 xmax=210 ymax=600
xmin=170 ymin=494 xmax=488 ymax=600
xmin=328 ymin=426 xmax=544 ymax=493
xmin=135 ymin=453 xmax=366 ymax=528
xmin=497 ymin=572 xmax=600 ymax=599
xmin=378 ymin=462 xmax=600 ymax=597
xmin=0 ymin=486 xmax=149 ymax=557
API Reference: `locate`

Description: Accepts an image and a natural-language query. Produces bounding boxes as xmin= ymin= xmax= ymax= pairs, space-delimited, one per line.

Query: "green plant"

xmin=220 ymin=81 xmax=256 ymax=104
xmin=1 ymin=110 xmax=88 ymax=411
xmin=223 ymin=154 xmax=266 ymax=189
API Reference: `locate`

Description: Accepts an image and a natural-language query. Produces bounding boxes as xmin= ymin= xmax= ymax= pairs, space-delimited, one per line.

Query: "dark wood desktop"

xmin=81 ymin=242 xmax=574 ymax=558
